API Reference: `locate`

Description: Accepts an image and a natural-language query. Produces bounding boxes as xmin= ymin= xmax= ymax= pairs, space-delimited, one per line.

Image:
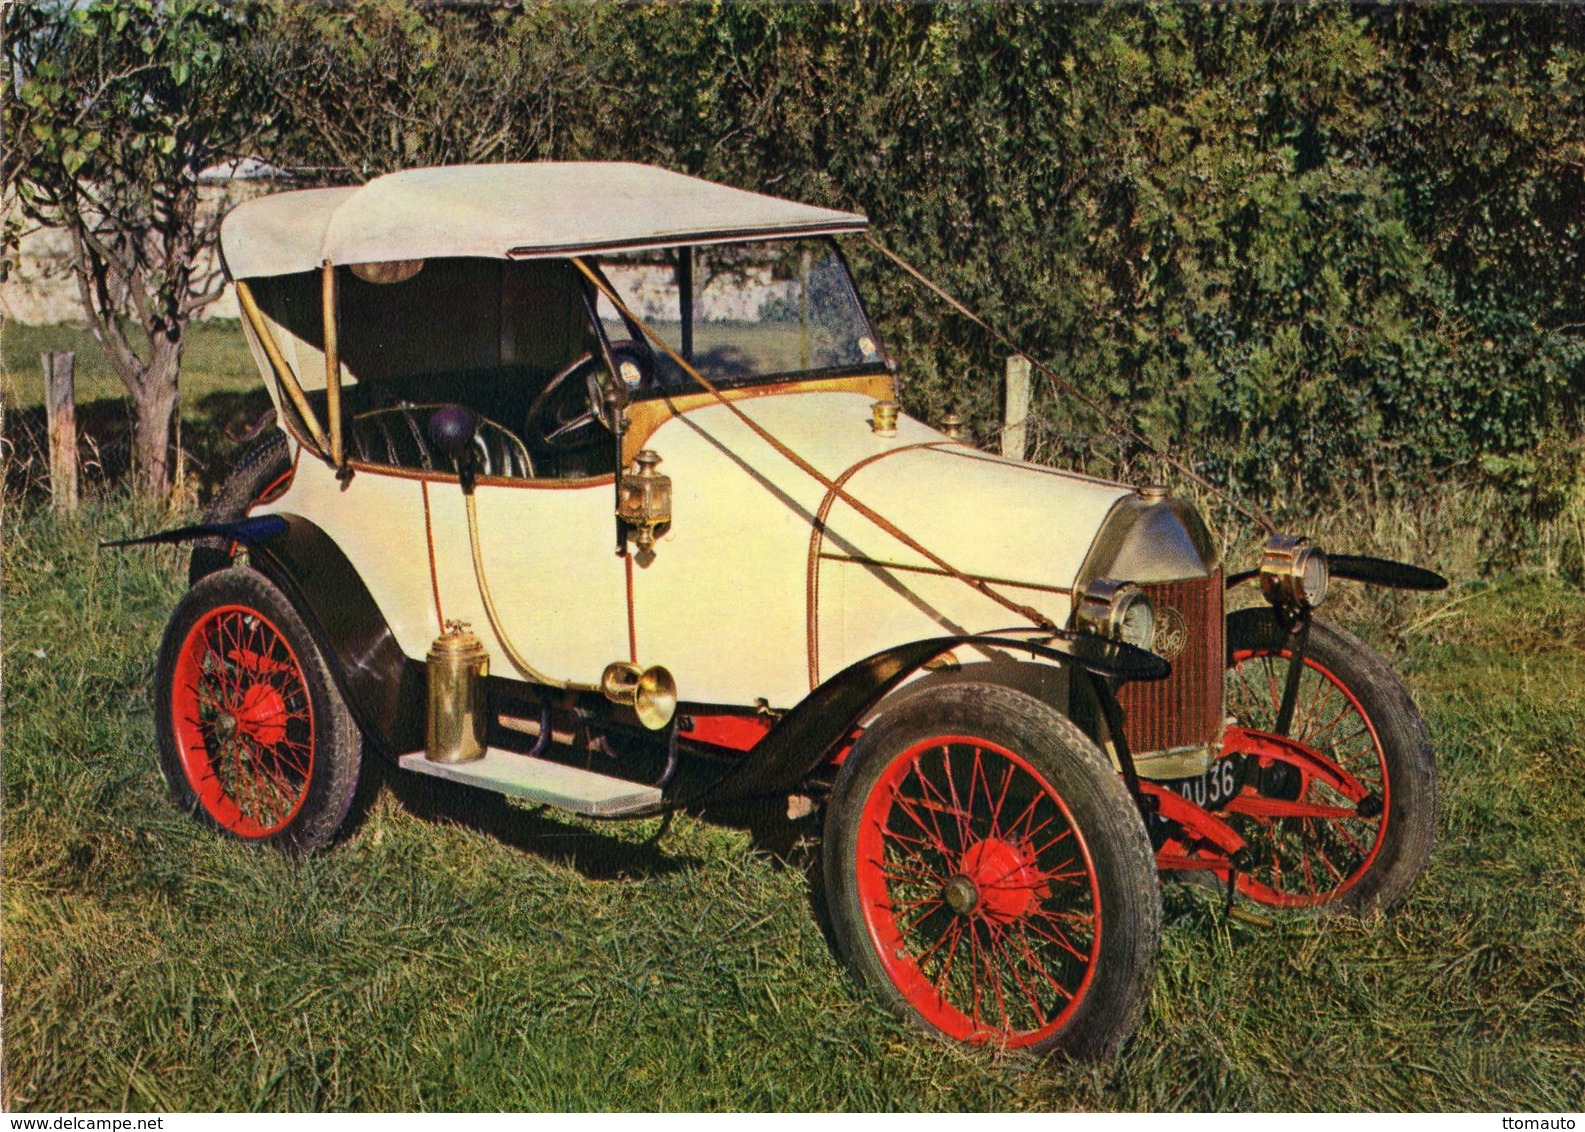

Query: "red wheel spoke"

xmin=1029 ymin=826 xmax=1076 ymax=861
xmin=888 ymin=788 xmax=955 ymax=856
xmin=1014 ymin=921 xmax=1075 ymax=1004
xmin=1262 ymin=656 xmax=1282 ymax=715
xmin=879 ymin=843 xmax=946 ymax=884
xmin=999 ymin=791 xmax=1049 ymax=846
xmin=869 ymin=855 xmax=942 ymax=890
xmin=1311 ymin=839 xmax=1349 ymax=883
xmin=913 ymin=915 xmax=964 ymax=970
xmin=1329 ymin=820 xmax=1369 ymax=858
xmin=978 ymin=921 xmax=1014 ymax=1036
xmin=1300 ymin=846 xmax=1317 ymax=895
xmin=967 ymin=747 xmax=991 ymax=836
xmin=884 ymin=840 xmax=954 ymax=889
xmin=966 ymin=923 xmax=986 ymax=1029
xmin=1024 ymin=912 xmax=1092 ymax=963
xmin=913 ymin=753 xmax=970 ymax=849
xmin=896 ymin=899 xmax=947 ymax=936
xmin=1005 ymin=937 xmax=1051 ymax=1025
xmin=987 ymin=763 xmax=1015 ymax=840
xmin=1304 ymin=701 xmax=1356 ymax=748
xmin=930 ymin=922 xmax=966 ymax=1003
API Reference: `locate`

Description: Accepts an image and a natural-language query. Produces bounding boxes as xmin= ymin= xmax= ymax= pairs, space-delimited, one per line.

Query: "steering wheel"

xmin=523 ymin=342 xmax=650 ymax=451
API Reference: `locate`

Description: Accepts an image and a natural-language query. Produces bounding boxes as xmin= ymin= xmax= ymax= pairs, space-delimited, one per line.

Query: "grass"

xmin=1 ymin=321 xmax=262 ymax=410
xmin=2 ymin=495 xmax=1582 ymax=1112
xmin=1 ymin=322 xmax=275 ymax=505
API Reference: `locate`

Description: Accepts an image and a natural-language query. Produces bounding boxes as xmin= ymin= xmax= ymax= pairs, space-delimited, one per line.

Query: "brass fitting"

xmin=617 ymin=449 xmax=672 ymax=561
xmin=600 ymin=661 xmax=678 ymax=731
xmin=426 ymin=620 xmax=489 ymax=763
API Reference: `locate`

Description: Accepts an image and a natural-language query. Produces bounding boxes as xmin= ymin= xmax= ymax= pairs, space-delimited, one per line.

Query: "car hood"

xmin=645 ymin=390 xmax=1134 ymax=592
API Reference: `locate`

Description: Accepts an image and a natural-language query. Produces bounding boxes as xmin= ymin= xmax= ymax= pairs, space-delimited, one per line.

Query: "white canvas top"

xmin=220 ymin=162 xmax=868 ymax=279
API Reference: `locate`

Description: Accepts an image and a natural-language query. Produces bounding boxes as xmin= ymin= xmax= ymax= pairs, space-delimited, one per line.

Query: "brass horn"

xmin=600 ymin=661 xmax=678 ymax=730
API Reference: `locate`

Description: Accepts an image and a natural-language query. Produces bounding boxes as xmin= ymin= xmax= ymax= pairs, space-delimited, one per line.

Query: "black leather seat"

xmin=348 ymin=403 xmax=534 ymax=478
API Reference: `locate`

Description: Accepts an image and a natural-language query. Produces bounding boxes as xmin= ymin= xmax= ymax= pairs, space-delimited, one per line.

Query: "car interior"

xmin=246 ymin=256 xmax=621 ymax=480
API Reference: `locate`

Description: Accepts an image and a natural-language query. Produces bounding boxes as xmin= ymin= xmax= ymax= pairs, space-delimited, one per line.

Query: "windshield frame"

xmin=584 ymin=236 xmax=890 ymax=403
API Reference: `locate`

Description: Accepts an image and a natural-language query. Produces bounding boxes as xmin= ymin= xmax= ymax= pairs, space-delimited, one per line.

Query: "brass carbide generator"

xmin=426 ymin=620 xmax=489 ymax=763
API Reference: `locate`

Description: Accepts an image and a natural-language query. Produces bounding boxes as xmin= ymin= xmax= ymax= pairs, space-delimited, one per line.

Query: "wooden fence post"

xmin=1002 ymin=354 xmax=1030 ymax=461
xmin=42 ymin=350 xmax=78 ymax=512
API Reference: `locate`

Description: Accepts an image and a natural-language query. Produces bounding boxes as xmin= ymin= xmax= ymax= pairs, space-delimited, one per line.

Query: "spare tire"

xmin=189 ymin=428 xmax=293 ymax=584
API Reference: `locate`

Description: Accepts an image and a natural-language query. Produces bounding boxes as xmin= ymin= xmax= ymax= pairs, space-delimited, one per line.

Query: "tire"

xmin=154 ymin=566 xmax=362 ymax=853
xmin=823 ymin=682 xmax=1161 ymax=1060
xmin=1223 ymin=607 xmax=1437 ymax=914
xmin=190 ymin=429 xmax=293 ymax=584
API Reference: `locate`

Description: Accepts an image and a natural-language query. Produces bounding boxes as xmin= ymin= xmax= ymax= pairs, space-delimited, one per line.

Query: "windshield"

xmin=593 ymin=238 xmax=884 ymax=396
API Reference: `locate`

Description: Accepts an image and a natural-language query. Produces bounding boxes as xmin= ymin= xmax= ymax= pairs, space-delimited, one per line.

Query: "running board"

xmin=397 ymin=749 xmax=663 ymax=817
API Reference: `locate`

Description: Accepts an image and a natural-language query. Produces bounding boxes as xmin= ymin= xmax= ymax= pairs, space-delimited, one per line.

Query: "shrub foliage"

xmin=261 ymin=3 xmax=1585 ymax=530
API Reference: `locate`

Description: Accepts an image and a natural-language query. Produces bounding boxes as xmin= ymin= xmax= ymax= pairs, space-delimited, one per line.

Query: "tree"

xmin=5 ymin=0 xmax=279 ymax=498
xmin=264 ymin=2 xmax=593 ymax=180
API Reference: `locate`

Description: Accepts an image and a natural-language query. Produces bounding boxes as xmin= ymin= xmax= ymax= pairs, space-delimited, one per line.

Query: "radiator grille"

xmin=1116 ymin=571 xmax=1224 ymax=756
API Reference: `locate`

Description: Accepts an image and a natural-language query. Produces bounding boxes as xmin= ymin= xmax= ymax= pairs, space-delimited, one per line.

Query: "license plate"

xmin=1164 ymin=756 xmax=1247 ymax=811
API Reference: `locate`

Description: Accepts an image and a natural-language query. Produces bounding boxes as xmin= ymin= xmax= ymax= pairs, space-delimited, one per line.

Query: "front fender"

xmin=686 ymin=629 xmax=1167 ymax=807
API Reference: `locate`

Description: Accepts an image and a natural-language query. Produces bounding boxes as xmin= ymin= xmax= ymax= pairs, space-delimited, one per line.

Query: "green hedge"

xmin=241 ymin=4 xmax=1581 ymax=531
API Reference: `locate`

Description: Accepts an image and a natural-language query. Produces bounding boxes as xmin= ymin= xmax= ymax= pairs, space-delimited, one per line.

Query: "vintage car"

xmin=126 ymin=163 xmax=1444 ymax=1060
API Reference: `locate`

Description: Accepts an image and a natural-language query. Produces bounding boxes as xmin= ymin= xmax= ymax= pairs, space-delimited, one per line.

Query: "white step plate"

xmin=398 ymin=748 xmax=663 ymax=817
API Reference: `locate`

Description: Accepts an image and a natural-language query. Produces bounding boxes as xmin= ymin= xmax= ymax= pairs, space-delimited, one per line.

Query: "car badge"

xmin=1154 ymin=607 xmax=1188 ymax=660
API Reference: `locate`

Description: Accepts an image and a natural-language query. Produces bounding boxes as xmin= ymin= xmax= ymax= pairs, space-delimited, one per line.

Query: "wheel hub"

xmin=957 ymin=838 xmax=1047 ymax=923
xmin=943 ymin=874 xmax=979 ymax=915
xmin=234 ymin=683 xmax=288 ymax=747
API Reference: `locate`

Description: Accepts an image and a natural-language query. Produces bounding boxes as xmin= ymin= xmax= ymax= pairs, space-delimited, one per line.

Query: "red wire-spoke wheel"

xmin=156 ymin=567 xmax=363 ymax=853
xmin=825 ymin=682 xmax=1161 ymax=1060
xmin=1222 ymin=608 xmax=1438 ymax=915
xmin=170 ymin=605 xmax=313 ymax=837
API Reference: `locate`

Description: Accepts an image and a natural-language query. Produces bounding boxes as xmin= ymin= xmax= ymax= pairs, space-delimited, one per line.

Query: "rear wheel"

xmin=1222 ymin=608 xmax=1436 ymax=913
xmin=155 ymin=567 xmax=362 ymax=853
xmin=824 ymin=682 xmax=1160 ymax=1059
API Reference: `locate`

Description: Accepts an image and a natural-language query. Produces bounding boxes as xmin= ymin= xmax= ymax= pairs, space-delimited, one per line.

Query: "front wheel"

xmin=154 ymin=566 xmax=363 ymax=853
xmin=823 ymin=682 xmax=1161 ymax=1060
xmin=1222 ymin=608 xmax=1437 ymax=913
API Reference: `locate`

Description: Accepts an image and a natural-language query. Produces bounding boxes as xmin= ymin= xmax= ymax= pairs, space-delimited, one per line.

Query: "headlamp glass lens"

xmin=1115 ymin=591 xmax=1156 ymax=651
xmin=1300 ymin=549 xmax=1329 ymax=608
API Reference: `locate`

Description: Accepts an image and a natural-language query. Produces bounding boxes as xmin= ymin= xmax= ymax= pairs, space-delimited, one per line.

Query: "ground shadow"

xmin=371 ymin=757 xmax=700 ymax=881
xmin=3 ymin=390 xmax=273 ymax=502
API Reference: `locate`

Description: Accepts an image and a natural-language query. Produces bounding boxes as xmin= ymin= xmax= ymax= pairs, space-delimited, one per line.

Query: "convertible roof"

xmin=220 ymin=162 xmax=869 ymax=279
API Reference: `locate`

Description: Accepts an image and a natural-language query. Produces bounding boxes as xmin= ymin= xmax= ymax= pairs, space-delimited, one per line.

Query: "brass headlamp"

xmin=1259 ymin=534 xmax=1330 ymax=610
xmin=1076 ymin=579 xmax=1157 ymax=652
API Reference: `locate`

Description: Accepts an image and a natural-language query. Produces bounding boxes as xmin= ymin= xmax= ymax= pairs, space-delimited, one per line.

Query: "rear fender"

xmin=110 ymin=514 xmax=424 ymax=757
xmin=687 ymin=630 xmax=1167 ymax=807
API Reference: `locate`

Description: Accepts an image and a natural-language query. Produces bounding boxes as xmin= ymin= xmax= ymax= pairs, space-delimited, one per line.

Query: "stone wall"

xmin=2 ymin=185 xmax=247 ymax=327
